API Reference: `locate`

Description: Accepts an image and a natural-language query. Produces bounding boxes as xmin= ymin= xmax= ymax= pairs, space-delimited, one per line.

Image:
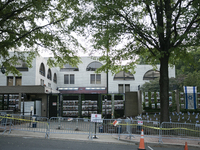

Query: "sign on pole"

xmin=91 ymin=114 xmax=103 ymax=123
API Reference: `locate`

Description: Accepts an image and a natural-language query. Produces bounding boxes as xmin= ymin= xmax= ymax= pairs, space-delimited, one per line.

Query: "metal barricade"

xmin=48 ymin=117 xmax=91 ymax=138
xmin=0 ymin=114 xmax=12 ymax=134
xmin=91 ymin=119 xmax=161 ymax=140
xmin=4 ymin=114 xmax=49 ymax=138
xmin=1 ymin=115 xmax=200 ymax=143
xmin=159 ymin=122 xmax=200 ymax=143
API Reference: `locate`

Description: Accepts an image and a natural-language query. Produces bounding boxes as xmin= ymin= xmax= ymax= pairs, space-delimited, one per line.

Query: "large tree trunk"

xmin=160 ymin=54 xmax=169 ymax=123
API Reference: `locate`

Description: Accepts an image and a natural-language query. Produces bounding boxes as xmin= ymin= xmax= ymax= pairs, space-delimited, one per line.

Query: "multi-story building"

xmin=0 ymin=55 xmax=175 ymax=118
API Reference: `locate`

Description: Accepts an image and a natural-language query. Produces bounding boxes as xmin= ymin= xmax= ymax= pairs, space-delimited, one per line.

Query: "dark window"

xmin=90 ymin=74 xmax=95 ymax=84
xmin=90 ymin=74 xmax=101 ymax=84
xmin=118 ymin=84 xmax=123 ymax=93
xmin=86 ymin=61 xmax=103 ymax=71
xmin=64 ymin=74 xmax=69 ymax=84
xmin=64 ymin=74 xmax=75 ymax=84
xmin=39 ymin=63 xmax=45 ymax=76
xmin=143 ymin=69 xmax=160 ymax=80
xmin=60 ymin=64 xmax=79 ymax=71
xmin=53 ymin=73 xmax=57 ymax=83
xmin=114 ymin=71 xmax=135 ymax=80
xmin=125 ymin=84 xmax=130 ymax=92
xmin=70 ymin=74 xmax=74 ymax=84
xmin=96 ymin=74 xmax=101 ymax=84
xmin=47 ymin=69 xmax=52 ymax=80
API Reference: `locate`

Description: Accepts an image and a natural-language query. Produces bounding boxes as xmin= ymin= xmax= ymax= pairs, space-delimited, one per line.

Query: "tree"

xmin=184 ymin=71 xmax=200 ymax=90
xmin=141 ymin=75 xmax=185 ymax=92
xmin=0 ymin=0 xmax=82 ymax=75
xmin=70 ymin=0 xmax=200 ymax=122
xmin=176 ymin=47 xmax=200 ymax=75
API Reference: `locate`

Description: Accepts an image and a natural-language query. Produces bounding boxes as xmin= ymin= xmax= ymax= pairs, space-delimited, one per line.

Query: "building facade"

xmin=0 ymin=55 xmax=175 ymax=118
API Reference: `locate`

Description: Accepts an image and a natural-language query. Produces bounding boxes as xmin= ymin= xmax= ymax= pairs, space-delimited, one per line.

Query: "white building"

xmin=0 ymin=55 xmax=175 ymax=118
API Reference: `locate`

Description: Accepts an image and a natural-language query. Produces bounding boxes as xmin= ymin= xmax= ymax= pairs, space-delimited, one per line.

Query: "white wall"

xmin=108 ymin=65 xmax=176 ymax=93
xmin=0 ymin=55 xmax=176 ymax=93
xmin=57 ymin=57 xmax=107 ymax=88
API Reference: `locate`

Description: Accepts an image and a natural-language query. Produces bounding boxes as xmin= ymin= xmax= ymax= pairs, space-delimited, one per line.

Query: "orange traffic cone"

xmin=138 ymin=129 xmax=146 ymax=150
xmin=184 ymin=142 xmax=188 ymax=150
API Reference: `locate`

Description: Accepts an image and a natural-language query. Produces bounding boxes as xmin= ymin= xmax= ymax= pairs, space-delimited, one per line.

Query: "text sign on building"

xmin=91 ymin=114 xmax=103 ymax=123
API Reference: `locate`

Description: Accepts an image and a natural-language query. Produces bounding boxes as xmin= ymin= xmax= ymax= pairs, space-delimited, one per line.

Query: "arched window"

xmin=39 ymin=63 xmax=45 ymax=76
xmin=114 ymin=71 xmax=135 ymax=80
xmin=47 ymin=68 xmax=52 ymax=80
xmin=53 ymin=73 xmax=57 ymax=83
xmin=60 ymin=64 xmax=79 ymax=72
xmin=143 ymin=69 xmax=160 ymax=80
xmin=86 ymin=61 xmax=103 ymax=71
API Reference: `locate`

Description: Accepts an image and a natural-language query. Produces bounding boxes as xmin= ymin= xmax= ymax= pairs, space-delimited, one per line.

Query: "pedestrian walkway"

xmin=1 ymin=129 xmax=200 ymax=149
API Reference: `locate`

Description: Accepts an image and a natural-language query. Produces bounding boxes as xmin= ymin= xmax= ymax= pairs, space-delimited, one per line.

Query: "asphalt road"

xmin=0 ymin=135 xmax=199 ymax=150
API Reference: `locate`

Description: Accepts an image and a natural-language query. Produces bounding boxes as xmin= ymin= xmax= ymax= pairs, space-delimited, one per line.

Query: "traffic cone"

xmin=138 ymin=129 xmax=146 ymax=150
xmin=184 ymin=142 xmax=188 ymax=150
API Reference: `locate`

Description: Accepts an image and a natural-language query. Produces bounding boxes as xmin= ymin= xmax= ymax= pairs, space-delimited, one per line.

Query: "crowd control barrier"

xmin=1 ymin=114 xmax=200 ymax=143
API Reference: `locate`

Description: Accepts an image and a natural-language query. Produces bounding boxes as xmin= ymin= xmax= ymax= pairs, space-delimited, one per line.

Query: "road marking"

xmin=148 ymin=146 xmax=154 ymax=150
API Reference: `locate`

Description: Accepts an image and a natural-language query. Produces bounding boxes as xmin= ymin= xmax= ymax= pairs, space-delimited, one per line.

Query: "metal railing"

xmin=159 ymin=122 xmax=200 ymax=143
xmin=1 ymin=114 xmax=200 ymax=143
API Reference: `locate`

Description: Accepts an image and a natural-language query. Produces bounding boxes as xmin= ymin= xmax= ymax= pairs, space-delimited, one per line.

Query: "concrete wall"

xmin=125 ymin=92 xmax=139 ymax=117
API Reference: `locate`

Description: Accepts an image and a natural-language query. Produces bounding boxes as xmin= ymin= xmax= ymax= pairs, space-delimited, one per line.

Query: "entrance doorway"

xmin=49 ymin=95 xmax=57 ymax=118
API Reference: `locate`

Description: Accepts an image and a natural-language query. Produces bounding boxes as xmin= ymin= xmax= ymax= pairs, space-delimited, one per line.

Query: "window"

xmin=39 ymin=63 xmax=45 ymax=76
xmin=64 ymin=75 xmax=69 ymax=84
xmin=90 ymin=74 xmax=101 ymax=84
xmin=47 ymin=68 xmax=52 ymax=80
xmin=7 ymin=77 xmax=13 ymax=86
xmin=40 ymin=79 xmax=44 ymax=86
xmin=15 ymin=60 xmax=28 ymax=71
xmin=118 ymin=84 xmax=130 ymax=93
xmin=90 ymin=74 xmax=95 ymax=84
xmin=64 ymin=74 xmax=75 ymax=84
xmin=53 ymin=73 xmax=57 ymax=83
xmin=60 ymin=64 xmax=79 ymax=71
xmin=86 ymin=61 xmax=103 ymax=71
xmin=125 ymin=84 xmax=130 ymax=92
xmin=143 ymin=69 xmax=160 ymax=80
xmin=114 ymin=71 xmax=135 ymax=80
xmin=48 ymin=83 xmax=51 ymax=87
xmin=70 ymin=74 xmax=74 ymax=84
xmin=15 ymin=77 xmax=22 ymax=86
xmin=96 ymin=74 xmax=101 ymax=84
xmin=118 ymin=84 xmax=123 ymax=93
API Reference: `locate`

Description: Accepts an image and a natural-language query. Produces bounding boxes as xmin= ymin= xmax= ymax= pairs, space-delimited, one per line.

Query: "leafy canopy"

xmin=0 ymin=0 xmax=83 ymax=75
xmin=69 ymin=0 xmax=200 ymax=122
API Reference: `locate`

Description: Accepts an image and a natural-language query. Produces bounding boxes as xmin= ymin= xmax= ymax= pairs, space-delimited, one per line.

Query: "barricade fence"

xmin=0 ymin=115 xmax=200 ymax=142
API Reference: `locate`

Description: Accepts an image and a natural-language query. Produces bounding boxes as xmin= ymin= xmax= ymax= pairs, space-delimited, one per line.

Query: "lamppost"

xmin=1 ymin=65 xmax=5 ymax=74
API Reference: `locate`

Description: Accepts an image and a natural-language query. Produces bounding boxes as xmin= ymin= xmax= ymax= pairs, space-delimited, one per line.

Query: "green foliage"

xmin=184 ymin=71 xmax=200 ymax=90
xmin=0 ymin=0 xmax=82 ymax=75
xmin=176 ymin=47 xmax=200 ymax=75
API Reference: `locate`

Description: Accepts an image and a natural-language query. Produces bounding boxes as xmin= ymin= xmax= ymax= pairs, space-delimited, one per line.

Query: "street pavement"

xmin=1 ymin=129 xmax=200 ymax=149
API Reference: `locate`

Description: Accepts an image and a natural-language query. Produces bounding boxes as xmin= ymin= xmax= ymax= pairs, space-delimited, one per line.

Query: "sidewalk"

xmin=1 ymin=130 xmax=200 ymax=149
